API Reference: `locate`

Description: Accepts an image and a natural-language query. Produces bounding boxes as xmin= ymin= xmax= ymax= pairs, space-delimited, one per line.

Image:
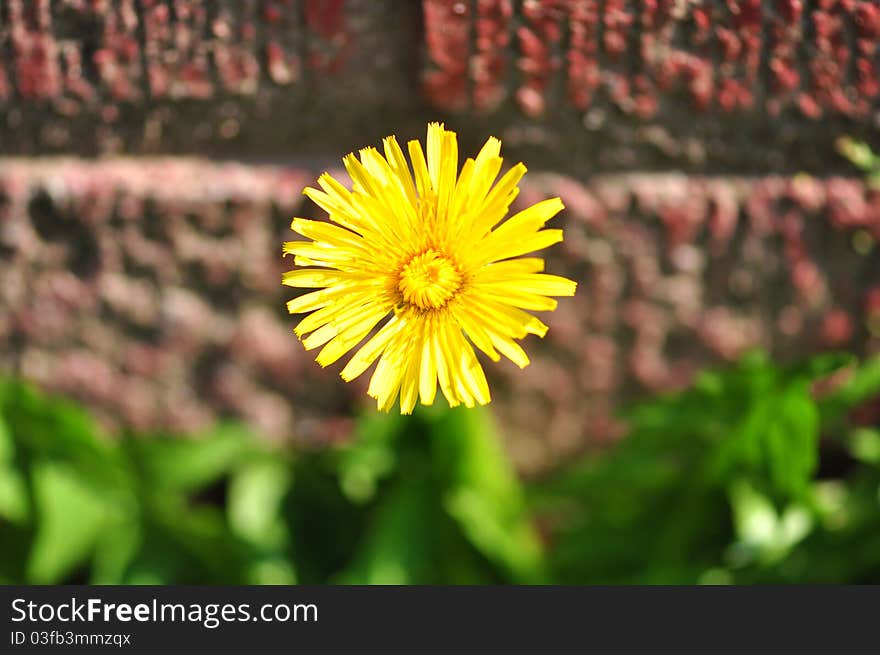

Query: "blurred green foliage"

xmin=1 ymin=350 xmax=879 ymax=584
xmin=0 ymin=380 xmax=540 ymax=584
xmin=536 ymin=352 xmax=880 ymax=584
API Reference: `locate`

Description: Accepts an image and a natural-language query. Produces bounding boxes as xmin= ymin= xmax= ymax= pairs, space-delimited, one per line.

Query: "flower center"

xmin=398 ymin=249 xmax=462 ymax=310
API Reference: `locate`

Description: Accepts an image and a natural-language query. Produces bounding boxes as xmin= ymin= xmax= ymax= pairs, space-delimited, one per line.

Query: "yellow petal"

xmin=418 ymin=318 xmax=438 ymax=405
xmin=449 ymin=304 xmax=500 ymax=361
xmin=340 ymin=316 xmax=404 ymax=382
xmin=383 ymin=135 xmax=418 ymax=206
xmin=282 ymin=268 xmax=350 ymax=288
xmin=475 ymin=258 xmax=545 ymax=281
xmin=316 ymin=305 xmax=389 ymax=367
xmin=482 ymin=229 xmax=564 ymax=263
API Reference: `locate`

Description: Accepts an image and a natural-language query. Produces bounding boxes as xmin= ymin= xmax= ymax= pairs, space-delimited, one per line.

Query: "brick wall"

xmin=2 ymin=159 xmax=878 ymax=470
xmin=1 ymin=2 xmax=879 ymax=470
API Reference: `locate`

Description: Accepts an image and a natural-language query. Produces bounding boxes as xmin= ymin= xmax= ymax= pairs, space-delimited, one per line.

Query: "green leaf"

xmin=126 ymin=424 xmax=256 ymax=492
xmin=0 ymin=416 xmax=29 ymax=523
xmin=849 ymin=429 xmax=880 ymax=466
xmin=429 ymin=407 xmax=545 ymax=583
xmin=339 ymin=477 xmax=436 ymax=584
xmin=26 ymin=462 xmax=116 ymax=583
xmin=727 ymin=481 xmax=812 ymax=566
xmin=820 ymin=356 xmax=880 ymax=424
xmin=229 ymin=458 xmax=292 ymax=549
xmin=0 ymin=469 xmax=29 ymax=524
xmin=124 ymin=498 xmax=244 ymax=584
xmin=0 ymin=413 xmax=13 ymax=464
xmin=337 ymin=411 xmax=404 ymax=503
xmin=0 ymin=380 xmax=119 ymax=483
xmin=90 ymin=519 xmax=142 ymax=585
xmin=706 ymin=359 xmax=819 ymax=498
xmin=782 ymin=352 xmax=852 ymax=380
xmin=765 ymin=384 xmax=819 ymax=497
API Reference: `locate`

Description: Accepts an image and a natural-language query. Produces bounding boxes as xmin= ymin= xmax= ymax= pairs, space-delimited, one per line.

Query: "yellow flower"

xmin=283 ymin=123 xmax=576 ymax=414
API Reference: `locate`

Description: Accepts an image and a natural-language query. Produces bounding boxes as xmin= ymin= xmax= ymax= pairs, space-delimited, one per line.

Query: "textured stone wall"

xmin=2 ymin=160 xmax=878 ymax=470
xmin=425 ymin=0 xmax=880 ymax=119
xmin=0 ymin=1 xmax=877 ymax=170
xmin=422 ymin=0 xmax=880 ymax=172
xmin=0 ymin=0 xmax=422 ymax=155
xmin=1 ymin=1 xmax=879 ymax=470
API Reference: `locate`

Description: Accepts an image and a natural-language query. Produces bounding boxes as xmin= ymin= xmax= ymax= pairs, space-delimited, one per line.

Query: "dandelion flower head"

xmin=283 ymin=123 xmax=576 ymax=414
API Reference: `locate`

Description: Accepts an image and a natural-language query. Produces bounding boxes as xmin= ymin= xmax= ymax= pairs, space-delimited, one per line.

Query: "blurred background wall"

xmin=1 ymin=0 xmax=879 ymax=474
